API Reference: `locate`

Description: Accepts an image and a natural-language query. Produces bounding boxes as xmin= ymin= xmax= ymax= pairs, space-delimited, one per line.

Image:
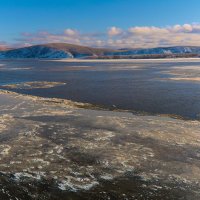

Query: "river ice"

xmin=0 ymin=90 xmax=200 ymax=199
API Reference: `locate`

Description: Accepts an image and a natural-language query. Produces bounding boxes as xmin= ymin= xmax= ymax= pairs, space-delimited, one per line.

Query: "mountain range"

xmin=0 ymin=43 xmax=200 ymax=59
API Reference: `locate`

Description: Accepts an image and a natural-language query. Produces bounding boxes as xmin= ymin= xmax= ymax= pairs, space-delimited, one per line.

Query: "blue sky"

xmin=1 ymin=0 xmax=200 ymax=48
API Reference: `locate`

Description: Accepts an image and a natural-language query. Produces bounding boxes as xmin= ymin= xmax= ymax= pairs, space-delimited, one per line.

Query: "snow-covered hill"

xmin=1 ymin=43 xmax=200 ymax=59
xmin=0 ymin=46 xmax=73 ymax=59
xmin=0 ymin=43 xmax=114 ymax=59
xmin=111 ymin=46 xmax=200 ymax=56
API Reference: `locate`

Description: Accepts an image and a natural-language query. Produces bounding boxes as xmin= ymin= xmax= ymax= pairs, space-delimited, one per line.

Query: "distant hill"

xmin=0 ymin=46 xmax=11 ymax=51
xmin=0 ymin=43 xmax=116 ymax=59
xmin=112 ymin=46 xmax=200 ymax=56
xmin=0 ymin=43 xmax=200 ymax=59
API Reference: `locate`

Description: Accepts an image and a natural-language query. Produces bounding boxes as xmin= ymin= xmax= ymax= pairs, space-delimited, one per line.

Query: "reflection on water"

xmin=1 ymin=59 xmax=200 ymax=119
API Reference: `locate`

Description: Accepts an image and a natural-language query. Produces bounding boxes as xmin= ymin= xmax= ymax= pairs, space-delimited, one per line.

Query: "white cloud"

xmin=12 ymin=23 xmax=200 ymax=49
xmin=64 ymin=29 xmax=78 ymax=36
xmin=128 ymin=26 xmax=169 ymax=35
xmin=108 ymin=27 xmax=122 ymax=36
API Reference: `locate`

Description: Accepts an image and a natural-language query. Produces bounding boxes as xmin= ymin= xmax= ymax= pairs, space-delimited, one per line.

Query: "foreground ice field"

xmin=0 ymin=90 xmax=200 ymax=199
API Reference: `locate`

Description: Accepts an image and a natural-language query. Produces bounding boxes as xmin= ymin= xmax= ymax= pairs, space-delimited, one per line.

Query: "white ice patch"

xmin=0 ymin=67 xmax=31 ymax=71
xmin=58 ymin=178 xmax=99 ymax=192
xmin=13 ymin=172 xmax=44 ymax=181
xmin=30 ymin=158 xmax=50 ymax=166
xmin=100 ymin=174 xmax=113 ymax=180
xmin=0 ymin=145 xmax=11 ymax=156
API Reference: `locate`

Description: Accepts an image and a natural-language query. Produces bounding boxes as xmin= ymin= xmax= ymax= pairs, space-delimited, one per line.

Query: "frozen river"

xmin=1 ymin=59 xmax=200 ymax=199
xmin=1 ymin=59 xmax=200 ymax=119
xmin=0 ymin=90 xmax=200 ymax=199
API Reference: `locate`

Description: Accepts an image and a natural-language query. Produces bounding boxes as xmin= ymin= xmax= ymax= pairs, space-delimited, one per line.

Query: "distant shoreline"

xmin=1 ymin=43 xmax=200 ymax=60
xmin=2 ymin=57 xmax=200 ymax=62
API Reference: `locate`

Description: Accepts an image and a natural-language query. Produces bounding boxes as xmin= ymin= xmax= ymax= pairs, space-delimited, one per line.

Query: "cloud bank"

xmin=4 ymin=23 xmax=200 ymax=49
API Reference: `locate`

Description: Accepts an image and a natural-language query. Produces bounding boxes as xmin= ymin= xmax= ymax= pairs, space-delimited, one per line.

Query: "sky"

xmin=1 ymin=0 xmax=200 ymax=49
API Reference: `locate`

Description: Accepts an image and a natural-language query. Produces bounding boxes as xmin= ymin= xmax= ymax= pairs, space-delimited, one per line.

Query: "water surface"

xmin=1 ymin=59 xmax=200 ymax=119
